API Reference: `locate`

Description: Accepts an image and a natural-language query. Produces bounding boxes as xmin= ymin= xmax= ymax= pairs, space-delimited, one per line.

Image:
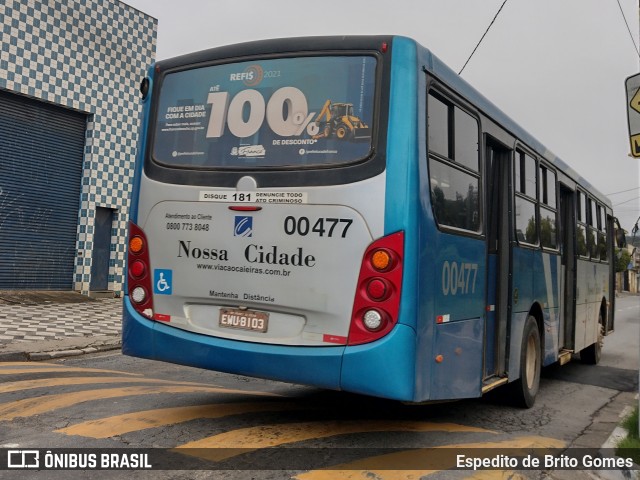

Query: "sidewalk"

xmin=0 ymin=291 xmax=122 ymax=361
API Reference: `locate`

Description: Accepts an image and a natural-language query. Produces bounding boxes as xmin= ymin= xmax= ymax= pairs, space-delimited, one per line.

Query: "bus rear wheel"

xmin=510 ymin=316 xmax=541 ymax=408
xmin=580 ymin=312 xmax=604 ymax=365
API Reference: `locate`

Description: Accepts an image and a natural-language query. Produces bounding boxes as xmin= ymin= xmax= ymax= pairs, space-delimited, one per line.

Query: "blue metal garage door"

xmin=0 ymin=90 xmax=86 ymax=289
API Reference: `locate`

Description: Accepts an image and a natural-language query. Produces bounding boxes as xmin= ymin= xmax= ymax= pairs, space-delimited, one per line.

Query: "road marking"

xmin=0 ymin=376 xmax=218 ymax=394
xmin=0 ymin=362 xmax=70 ymax=367
xmin=0 ymin=385 xmax=281 ymax=421
xmin=56 ymin=401 xmax=306 ymax=438
xmin=0 ymin=362 xmax=142 ymax=376
xmin=293 ymin=436 xmax=565 ymax=480
xmin=176 ymin=420 xmax=496 ymax=462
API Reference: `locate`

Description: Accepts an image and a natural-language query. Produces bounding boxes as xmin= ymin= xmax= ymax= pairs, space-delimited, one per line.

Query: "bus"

xmin=123 ymin=36 xmax=623 ymax=407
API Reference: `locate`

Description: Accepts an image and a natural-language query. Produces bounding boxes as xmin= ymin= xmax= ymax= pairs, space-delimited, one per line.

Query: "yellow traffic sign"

xmin=626 ymin=73 xmax=640 ymax=157
xmin=631 ymin=88 xmax=640 ymax=114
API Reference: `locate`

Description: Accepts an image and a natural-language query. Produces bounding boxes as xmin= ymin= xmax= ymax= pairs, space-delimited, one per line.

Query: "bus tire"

xmin=580 ymin=312 xmax=603 ymax=365
xmin=510 ymin=316 xmax=541 ymax=408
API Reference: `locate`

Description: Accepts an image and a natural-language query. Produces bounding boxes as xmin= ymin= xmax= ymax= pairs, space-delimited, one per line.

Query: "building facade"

xmin=0 ymin=0 xmax=156 ymax=295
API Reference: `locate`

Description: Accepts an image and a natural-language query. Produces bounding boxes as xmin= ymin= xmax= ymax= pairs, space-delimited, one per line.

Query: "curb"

xmin=0 ymin=336 xmax=121 ymax=362
xmin=596 ymin=405 xmax=638 ymax=480
xmin=28 ymin=342 xmax=121 ymax=361
xmin=601 ymin=406 xmax=633 ymax=451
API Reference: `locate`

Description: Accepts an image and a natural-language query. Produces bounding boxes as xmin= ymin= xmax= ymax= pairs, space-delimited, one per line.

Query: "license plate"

xmin=219 ymin=308 xmax=269 ymax=333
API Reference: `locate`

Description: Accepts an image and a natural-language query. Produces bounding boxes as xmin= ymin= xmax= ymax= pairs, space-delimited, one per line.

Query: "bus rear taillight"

xmin=348 ymin=231 xmax=404 ymax=345
xmin=366 ymin=278 xmax=389 ymax=301
xmin=130 ymin=260 xmax=146 ymax=278
xmin=127 ymin=221 xmax=154 ymax=319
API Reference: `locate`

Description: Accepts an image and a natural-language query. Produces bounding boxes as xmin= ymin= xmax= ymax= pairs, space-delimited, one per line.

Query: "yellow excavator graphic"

xmin=312 ymin=100 xmax=371 ymax=140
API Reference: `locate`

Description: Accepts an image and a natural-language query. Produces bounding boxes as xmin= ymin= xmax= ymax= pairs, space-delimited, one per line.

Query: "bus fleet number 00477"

xmin=442 ymin=261 xmax=479 ymax=296
xmin=284 ymin=216 xmax=353 ymax=238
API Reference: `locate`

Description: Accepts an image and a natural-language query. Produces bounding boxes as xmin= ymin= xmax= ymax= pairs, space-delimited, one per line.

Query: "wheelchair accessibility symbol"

xmin=153 ymin=269 xmax=173 ymax=295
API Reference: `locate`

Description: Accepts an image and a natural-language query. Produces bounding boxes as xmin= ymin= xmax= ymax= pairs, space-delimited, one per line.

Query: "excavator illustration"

xmin=311 ymin=100 xmax=371 ymax=140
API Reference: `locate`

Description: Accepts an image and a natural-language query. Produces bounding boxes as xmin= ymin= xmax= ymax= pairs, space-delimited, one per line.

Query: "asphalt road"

xmin=0 ymin=296 xmax=638 ymax=479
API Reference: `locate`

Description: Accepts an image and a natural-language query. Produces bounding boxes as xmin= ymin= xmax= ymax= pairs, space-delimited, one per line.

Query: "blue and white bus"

xmin=123 ymin=36 xmax=621 ymax=407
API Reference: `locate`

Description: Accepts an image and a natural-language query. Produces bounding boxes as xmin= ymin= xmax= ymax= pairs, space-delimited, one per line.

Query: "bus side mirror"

xmin=614 ymin=218 xmax=627 ymax=247
xmin=140 ymin=77 xmax=150 ymax=100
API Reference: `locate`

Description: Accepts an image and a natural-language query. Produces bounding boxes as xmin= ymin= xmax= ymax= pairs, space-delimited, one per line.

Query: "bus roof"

xmin=154 ymin=35 xmax=394 ymax=71
xmin=414 ymin=37 xmax=611 ymax=209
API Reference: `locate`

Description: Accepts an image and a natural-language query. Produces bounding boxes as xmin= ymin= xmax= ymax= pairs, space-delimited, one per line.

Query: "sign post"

xmin=624 ymin=72 xmax=640 ymax=437
xmin=625 ymin=73 xmax=640 ymax=157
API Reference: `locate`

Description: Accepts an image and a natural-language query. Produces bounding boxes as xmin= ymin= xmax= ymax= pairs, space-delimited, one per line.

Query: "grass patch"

xmin=616 ymin=406 xmax=640 ymax=465
xmin=622 ymin=407 xmax=639 ymax=438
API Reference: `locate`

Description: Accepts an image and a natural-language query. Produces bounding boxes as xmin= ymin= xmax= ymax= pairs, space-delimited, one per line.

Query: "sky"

xmin=124 ymin=0 xmax=640 ymax=232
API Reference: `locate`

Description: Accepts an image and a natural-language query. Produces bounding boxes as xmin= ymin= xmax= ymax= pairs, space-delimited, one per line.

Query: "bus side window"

xmin=514 ymin=150 xmax=538 ymax=245
xmin=427 ymin=93 xmax=481 ymax=233
xmin=454 ymin=106 xmax=479 ymax=172
xmin=576 ymin=191 xmax=588 ymax=257
xmin=428 ymin=94 xmax=449 ymax=158
xmin=598 ymin=204 xmax=608 ymax=262
xmin=540 ymin=165 xmax=558 ymax=249
xmin=587 ymin=198 xmax=598 ymax=259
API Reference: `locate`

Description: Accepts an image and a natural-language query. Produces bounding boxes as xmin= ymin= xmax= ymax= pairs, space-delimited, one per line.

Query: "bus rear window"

xmin=152 ymin=56 xmax=377 ymax=169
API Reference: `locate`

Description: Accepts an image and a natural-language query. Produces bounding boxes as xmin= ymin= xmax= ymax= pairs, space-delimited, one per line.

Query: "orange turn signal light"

xmin=371 ymin=249 xmax=391 ymax=271
xmin=129 ymin=236 xmax=144 ymax=254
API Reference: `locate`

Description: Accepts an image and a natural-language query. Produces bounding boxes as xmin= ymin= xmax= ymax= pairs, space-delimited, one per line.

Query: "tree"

xmin=616 ymin=249 xmax=632 ymax=273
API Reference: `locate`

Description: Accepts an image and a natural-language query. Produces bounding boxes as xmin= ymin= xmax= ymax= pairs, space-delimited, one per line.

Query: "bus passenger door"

xmin=484 ymin=139 xmax=511 ymax=380
xmin=559 ymin=185 xmax=576 ymax=350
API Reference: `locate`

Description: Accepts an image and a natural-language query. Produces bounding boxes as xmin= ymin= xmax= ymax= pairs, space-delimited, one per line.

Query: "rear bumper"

xmin=122 ymin=297 xmax=416 ymax=400
xmin=122 ymin=298 xmax=344 ymax=389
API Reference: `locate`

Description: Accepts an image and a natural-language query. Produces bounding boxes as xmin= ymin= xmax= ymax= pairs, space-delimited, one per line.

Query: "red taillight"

xmin=348 ymin=231 xmax=404 ymax=345
xmin=130 ymin=260 xmax=146 ymax=278
xmin=127 ymin=221 xmax=154 ymax=318
xmin=366 ymin=278 xmax=389 ymax=301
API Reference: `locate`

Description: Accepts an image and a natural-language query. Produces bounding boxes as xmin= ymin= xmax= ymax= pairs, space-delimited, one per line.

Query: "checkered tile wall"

xmin=0 ymin=0 xmax=157 ymax=294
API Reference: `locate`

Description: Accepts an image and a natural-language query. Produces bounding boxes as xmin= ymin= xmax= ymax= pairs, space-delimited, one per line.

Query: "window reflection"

xmin=540 ymin=207 xmax=557 ymax=249
xmin=577 ymin=224 xmax=588 ymax=257
xmin=430 ymin=159 xmax=480 ymax=232
xmin=515 ymin=197 xmax=537 ymax=244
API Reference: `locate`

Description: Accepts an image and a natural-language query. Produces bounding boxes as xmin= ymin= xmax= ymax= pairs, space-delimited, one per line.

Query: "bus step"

xmin=481 ymin=377 xmax=508 ymax=394
xmin=558 ymin=349 xmax=573 ymax=365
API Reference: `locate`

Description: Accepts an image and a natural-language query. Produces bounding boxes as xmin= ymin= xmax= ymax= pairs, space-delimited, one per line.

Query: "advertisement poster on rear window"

xmin=153 ymin=56 xmax=377 ymax=169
